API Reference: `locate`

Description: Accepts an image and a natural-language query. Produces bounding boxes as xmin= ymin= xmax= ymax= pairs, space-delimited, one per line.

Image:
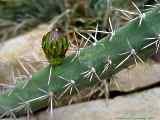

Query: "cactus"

xmin=0 ymin=3 xmax=160 ymax=118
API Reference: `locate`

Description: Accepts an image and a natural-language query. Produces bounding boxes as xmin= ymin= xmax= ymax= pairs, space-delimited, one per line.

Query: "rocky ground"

xmin=31 ymin=87 xmax=160 ymax=120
